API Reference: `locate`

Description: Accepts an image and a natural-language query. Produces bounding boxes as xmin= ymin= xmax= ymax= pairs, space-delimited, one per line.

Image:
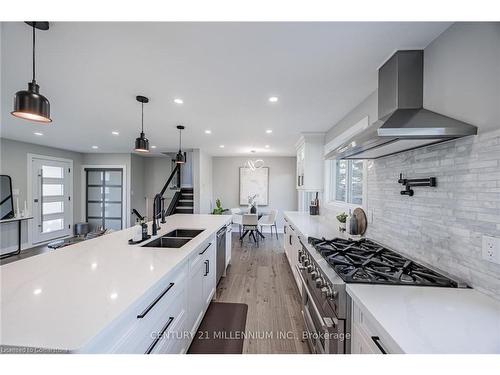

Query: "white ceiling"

xmin=1 ymin=22 xmax=451 ymax=156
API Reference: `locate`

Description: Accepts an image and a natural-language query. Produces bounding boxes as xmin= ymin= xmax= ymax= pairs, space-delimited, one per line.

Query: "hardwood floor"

xmin=216 ymin=232 xmax=310 ymax=354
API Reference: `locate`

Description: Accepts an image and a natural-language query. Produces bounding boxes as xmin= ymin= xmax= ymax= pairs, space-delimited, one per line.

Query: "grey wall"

xmin=0 ymin=138 xmax=83 ymax=251
xmin=325 ymin=90 xmax=378 ymax=144
xmin=212 ymin=156 xmax=298 ymax=229
xmin=130 ymin=154 xmax=145 ymax=224
xmin=423 ymin=22 xmax=500 ymax=133
xmin=324 ymin=22 xmax=500 ymax=300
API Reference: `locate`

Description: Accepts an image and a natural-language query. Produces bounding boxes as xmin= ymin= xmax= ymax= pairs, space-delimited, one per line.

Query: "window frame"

xmin=325 ymin=159 xmax=367 ymax=210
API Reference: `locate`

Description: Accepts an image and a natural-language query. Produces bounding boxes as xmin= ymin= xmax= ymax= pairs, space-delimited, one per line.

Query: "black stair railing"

xmin=152 ymin=163 xmax=181 ymax=236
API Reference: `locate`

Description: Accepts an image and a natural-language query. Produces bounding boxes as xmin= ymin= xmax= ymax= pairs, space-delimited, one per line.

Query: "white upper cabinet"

xmin=295 ymin=133 xmax=325 ymax=191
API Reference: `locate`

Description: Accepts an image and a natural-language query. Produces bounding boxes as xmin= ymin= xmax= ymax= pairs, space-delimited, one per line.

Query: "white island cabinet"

xmin=0 ymin=214 xmax=231 ymax=354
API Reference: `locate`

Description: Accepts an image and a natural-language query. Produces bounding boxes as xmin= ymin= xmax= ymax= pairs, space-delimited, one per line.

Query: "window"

xmin=329 ymin=160 xmax=364 ymax=205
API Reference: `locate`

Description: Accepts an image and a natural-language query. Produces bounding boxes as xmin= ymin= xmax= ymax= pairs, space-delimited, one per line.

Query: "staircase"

xmin=174 ymin=187 xmax=194 ymax=214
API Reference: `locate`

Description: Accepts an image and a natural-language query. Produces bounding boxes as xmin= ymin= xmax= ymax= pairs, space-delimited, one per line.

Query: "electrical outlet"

xmin=482 ymin=236 xmax=500 ymax=264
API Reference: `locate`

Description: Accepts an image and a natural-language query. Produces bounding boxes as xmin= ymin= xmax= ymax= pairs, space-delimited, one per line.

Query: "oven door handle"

xmin=295 ymin=265 xmax=338 ymax=329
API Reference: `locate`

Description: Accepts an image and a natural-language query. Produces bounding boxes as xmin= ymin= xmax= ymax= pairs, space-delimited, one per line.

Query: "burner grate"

xmin=309 ymin=237 xmax=458 ymax=288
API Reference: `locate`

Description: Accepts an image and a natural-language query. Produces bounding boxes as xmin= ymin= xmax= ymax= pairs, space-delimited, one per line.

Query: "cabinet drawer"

xmin=189 ymin=238 xmax=214 ymax=270
xmin=351 ymin=300 xmax=401 ymax=354
xmin=351 ymin=322 xmax=377 ymax=354
xmin=82 ymin=261 xmax=188 ymax=353
xmin=147 ymin=291 xmax=188 ymax=354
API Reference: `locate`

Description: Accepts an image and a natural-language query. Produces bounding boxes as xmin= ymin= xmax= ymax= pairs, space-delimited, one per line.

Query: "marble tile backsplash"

xmin=365 ymin=128 xmax=500 ymax=300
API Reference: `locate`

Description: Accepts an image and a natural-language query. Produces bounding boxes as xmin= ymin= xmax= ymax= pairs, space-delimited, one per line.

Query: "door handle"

xmin=199 ymin=242 xmax=211 ymax=255
xmin=371 ymin=336 xmax=387 ymax=354
xmin=137 ymin=282 xmax=174 ymax=318
xmin=145 ymin=316 xmax=174 ymax=354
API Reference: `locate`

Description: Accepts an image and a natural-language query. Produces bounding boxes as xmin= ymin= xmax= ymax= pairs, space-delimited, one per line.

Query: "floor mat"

xmin=187 ymin=302 xmax=248 ymax=354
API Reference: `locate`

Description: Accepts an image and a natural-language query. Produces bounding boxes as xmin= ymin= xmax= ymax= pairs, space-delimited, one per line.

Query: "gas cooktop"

xmin=308 ymin=237 xmax=462 ymax=288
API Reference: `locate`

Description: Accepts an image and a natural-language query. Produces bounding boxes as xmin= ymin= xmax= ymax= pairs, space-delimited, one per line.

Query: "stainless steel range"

xmin=297 ymin=236 xmax=467 ymax=354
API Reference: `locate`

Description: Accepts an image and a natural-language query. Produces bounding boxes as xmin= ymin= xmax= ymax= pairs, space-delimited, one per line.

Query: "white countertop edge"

xmin=0 ymin=214 xmax=231 ymax=352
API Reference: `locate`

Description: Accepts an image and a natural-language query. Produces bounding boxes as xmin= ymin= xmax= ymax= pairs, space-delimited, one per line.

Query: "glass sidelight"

xmin=85 ymin=168 xmax=123 ymax=231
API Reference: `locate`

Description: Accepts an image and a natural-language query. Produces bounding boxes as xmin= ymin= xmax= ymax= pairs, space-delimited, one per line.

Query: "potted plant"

xmin=247 ymin=194 xmax=258 ymax=214
xmin=336 ymin=212 xmax=348 ymax=232
xmin=212 ymin=199 xmax=227 ymax=215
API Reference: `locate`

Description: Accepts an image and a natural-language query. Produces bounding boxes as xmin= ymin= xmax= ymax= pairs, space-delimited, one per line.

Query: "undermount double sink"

xmin=141 ymin=229 xmax=204 ymax=248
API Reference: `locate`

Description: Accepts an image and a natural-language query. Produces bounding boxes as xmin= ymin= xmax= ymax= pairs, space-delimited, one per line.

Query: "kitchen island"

xmin=0 ymin=214 xmax=231 ymax=354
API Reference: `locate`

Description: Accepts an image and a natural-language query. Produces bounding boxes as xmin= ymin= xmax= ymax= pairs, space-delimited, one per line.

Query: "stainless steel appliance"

xmin=216 ymin=226 xmax=227 ymax=284
xmin=297 ymin=236 xmax=467 ymax=354
xmin=325 ymin=50 xmax=477 ymax=160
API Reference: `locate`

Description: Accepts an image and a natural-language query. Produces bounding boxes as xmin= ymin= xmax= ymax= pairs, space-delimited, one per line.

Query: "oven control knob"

xmin=299 ymin=254 xmax=306 ymax=263
xmin=306 ymin=265 xmax=314 ymax=273
xmin=303 ymin=259 xmax=310 ymax=267
xmin=331 ymin=289 xmax=339 ymax=299
xmin=321 ymin=286 xmax=332 ymax=299
xmin=315 ymin=277 xmax=324 ymax=288
xmin=311 ymin=271 xmax=318 ymax=279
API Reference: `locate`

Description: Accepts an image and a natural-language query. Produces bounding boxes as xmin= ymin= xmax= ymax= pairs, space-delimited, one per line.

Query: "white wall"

xmin=192 ymin=149 xmax=213 ymax=214
xmin=212 ymin=156 xmax=297 ymax=230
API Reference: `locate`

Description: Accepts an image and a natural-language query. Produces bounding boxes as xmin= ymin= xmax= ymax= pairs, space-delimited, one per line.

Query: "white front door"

xmin=31 ymin=157 xmax=73 ymax=244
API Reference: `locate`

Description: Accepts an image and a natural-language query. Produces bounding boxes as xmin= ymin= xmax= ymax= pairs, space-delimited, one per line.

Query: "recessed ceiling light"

xmin=34 ymin=132 xmax=43 ymax=136
xmin=219 ymin=145 xmax=225 ymax=148
xmin=265 ymin=145 xmax=270 ymax=148
xmin=266 ymin=129 xmax=273 ymax=134
xmin=268 ymin=96 xmax=279 ymax=103
xmin=250 ymin=150 xmax=256 ymax=153
xmin=92 ymin=145 xmax=98 ymax=149
xmin=110 ymin=292 xmax=118 ymax=300
xmin=33 ymin=288 xmax=42 ymax=295
xmin=174 ymin=98 xmax=184 ymax=104
xmin=111 ymin=131 xmax=119 ymax=135
xmin=205 ymin=130 xmax=212 ymax=134
xmin=151 ymin=145 xmax=157 ymax=149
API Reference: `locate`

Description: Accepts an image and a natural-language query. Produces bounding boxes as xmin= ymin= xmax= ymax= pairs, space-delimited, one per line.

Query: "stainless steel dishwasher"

xmin=216 ymin=226 xmax=227 ymax=285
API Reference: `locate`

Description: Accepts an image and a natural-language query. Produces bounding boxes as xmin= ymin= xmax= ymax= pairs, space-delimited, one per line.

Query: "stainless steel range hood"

xmin=328 ymin=50 xmax=477 ymax=160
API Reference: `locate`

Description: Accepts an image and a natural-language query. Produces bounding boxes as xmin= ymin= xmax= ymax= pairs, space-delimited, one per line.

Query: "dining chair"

xmin=230 ymin=208 xmax=243 ymax=237
xmin=258 ymin=209 xmax=279 ymax=240
xmin=241 ymin=214 xmax=259 ymax=247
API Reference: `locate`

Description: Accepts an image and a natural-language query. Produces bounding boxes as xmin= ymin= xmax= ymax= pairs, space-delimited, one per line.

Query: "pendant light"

xmin=134 ymin=96 xmax=150 ymax=153
xmin=175 ymin=125 xmax=185 ymax=164
xmin=11 ymin=22 xmax=52 ymax=123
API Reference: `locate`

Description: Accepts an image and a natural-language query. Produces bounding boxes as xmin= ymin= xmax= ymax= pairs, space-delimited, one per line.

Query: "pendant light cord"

xmin=32 ymin=23 xmax=36 ymax=82
xmin=141 ymin=102 xmax=144 ymax=133
xmin=179 ymin=128 xmax=182 ymax=151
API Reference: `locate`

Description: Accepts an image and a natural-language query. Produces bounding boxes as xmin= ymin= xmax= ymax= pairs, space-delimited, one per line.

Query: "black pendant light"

xmin=11 ymin=21 xmax=52 ymax=123
xmin=134 ymin=96 xmax=150 ymax=153
xmin=175 ymin=125 xmax=185 ymax=164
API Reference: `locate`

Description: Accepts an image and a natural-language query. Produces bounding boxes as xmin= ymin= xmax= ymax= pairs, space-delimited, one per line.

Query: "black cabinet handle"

xmin=206 ymin=260 xmax=210 ymax=276
xmin=289 ymin=235 xmax=292 ymax=246
xmin=137 ymin=283 xmax=174 ymax=319
xmin=371 ymin=336 xmax=387 ymax=354
xmin=289 ymin=225 xmax=295 ymax=232
xmin=199 ymin=242 xmax=212 ymax=255
xmin=145 ymin=316 xmax=175 ymax=354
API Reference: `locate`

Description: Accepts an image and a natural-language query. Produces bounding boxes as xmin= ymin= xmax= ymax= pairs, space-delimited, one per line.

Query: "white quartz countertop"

xmin=0 ymin=214 xmax=230 ymax=352
xmin=284 ymin=211 xmax=346 ymax=239
xmin=347 ymin=284 xmax=500 ymax=354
